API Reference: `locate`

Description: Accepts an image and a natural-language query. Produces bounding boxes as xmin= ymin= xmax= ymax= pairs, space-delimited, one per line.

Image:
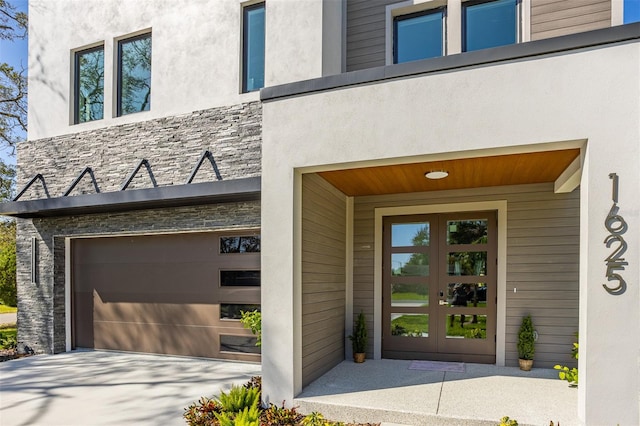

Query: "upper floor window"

xmin=242 ymin=2 xmax=265 ymax=93
xmin=394 ymin=8 xmax=445 ymax=64
xmin=625 ymin=0 xmax=640 ymax=23
xmin=117 ymin=33 xmax=152 ymax=116
xmin=462 ymin=0 xmax=517 ymax=52
xmin=74 ymin=46 xmax=104 ymax=124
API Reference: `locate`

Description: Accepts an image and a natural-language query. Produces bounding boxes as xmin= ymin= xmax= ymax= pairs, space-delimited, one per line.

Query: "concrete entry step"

xmin=294 ymin=359 xmax=578 ymax=426
xmin=295 ymin=400 xmax=497 ymax=426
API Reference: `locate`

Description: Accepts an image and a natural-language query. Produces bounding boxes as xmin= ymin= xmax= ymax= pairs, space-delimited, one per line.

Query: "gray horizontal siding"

xmin=531 ymin=0 xmax=611 ymax=41
xmin=352 ymin=182 xmax=579 ymax=368
xmin=301 ymin=174 xmax=347 ymax=387
xmin=346 ymin=0 xmax=396 ymax=71
xmin=346 ymin=0 xmax=613 ymax=71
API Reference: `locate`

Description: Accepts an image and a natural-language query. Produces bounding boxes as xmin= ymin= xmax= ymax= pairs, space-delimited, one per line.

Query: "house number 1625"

xmin=603 ymin=173 xmax=628 ymax=295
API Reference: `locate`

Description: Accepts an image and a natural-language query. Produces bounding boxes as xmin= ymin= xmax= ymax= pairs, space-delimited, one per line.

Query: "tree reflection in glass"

xmin=119 ymin=34 xmax=151 ymax=115
xmin=447 ymin=219 xmax=487 ymax=245
xmin=76 ymin=47 xmax=104 ymax=123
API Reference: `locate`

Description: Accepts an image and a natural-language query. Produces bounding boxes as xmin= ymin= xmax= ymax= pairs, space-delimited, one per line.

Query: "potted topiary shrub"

xmin=349 ymin=311 xmax=368 ymax=363
xmin=517 ymin=315 xmax=535 ymax=371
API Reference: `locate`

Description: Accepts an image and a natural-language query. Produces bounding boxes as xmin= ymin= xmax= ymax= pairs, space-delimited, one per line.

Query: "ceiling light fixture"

xmin=425 ymin=170 xmax=449 ymax=180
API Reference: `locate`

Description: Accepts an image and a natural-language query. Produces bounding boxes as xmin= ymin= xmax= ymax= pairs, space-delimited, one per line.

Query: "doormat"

xmin=408 ymin=360 xmax=465 ymax=372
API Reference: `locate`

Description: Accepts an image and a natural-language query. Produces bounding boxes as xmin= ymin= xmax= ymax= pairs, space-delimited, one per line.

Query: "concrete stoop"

xmin=293 ymin=399 xmax=499 ymax=426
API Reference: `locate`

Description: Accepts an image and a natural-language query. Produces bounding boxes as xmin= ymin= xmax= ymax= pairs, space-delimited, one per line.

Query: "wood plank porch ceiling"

xmin=317 ymin=149 xmax=580 ymax=196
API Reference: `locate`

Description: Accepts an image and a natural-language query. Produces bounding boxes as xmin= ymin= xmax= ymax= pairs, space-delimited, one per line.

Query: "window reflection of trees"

xmin=77 ymin=48 xmax=104 ymax=123
xmin=393 ymin=225 xmax=429 ymax=276
xmin=220 ymin=236 xmax=261 ymax=253
xmin=120 ymin=35 xmax=151 ymax=114
xmin=447 ymin=220 xmax=488 ymax=276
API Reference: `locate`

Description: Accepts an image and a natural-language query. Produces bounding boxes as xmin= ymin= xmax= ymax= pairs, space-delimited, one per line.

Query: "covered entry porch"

xmin=298 ymin=145 xmax=582 ymax=389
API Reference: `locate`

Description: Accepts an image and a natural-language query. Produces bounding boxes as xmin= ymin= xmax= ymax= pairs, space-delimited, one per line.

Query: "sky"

xmin=0 ymin=0 xmax=638 ymax=166
xmin=0 ymin=0 xmax=28 ymax=166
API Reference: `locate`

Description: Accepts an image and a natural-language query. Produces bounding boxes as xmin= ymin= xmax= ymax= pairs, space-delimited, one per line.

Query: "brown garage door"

xmin=72 ymin=231 xmax=260 ymax=361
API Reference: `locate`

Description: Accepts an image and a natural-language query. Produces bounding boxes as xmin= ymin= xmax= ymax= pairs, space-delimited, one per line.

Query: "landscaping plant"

xmin=262 ymin=402 xmax=303 ymax=425
xmin=349 ymin=311 xmax=368 ymax=354
xmin=0 ymin=325 xmax=16 ymax=350
xmin=216 ymin=385 xmax=260 ymax=414
xmin=498 ymin=416 xmax=518 ymax=426
xmin=184 ymin=383 xmax=260 ymax=426
xmin=554 ymin=334 xmax=579 ymax=387
xmin=302 ymin=411 xmax=345 ymax=426
xmin=517 ymin=315 xmax=535 ymax=360
xmin=184 ymin=397 xmax=223 ymax=426
xmin=184 ymin=377 xmax=380 ymax=426
xmin=240 ymin=310 xmax=261 ymax=347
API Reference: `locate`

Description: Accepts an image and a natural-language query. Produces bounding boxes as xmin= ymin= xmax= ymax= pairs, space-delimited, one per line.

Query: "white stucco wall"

xmin=28 ymin=0 xmax=343 ymax=140
xmin=265 ymin=0 xmax=343 ymax=86
xmin=261 ymin=40 xmax=640 ymax=425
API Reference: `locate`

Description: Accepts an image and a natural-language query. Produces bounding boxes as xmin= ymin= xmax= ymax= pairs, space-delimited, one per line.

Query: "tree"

xmin=0 ymin=220 xmax=15 ymax=306
xmin=0 ymin=0 xmax=25 ymax=307
xmin=0 ymin=0 xmax=28 ymax=150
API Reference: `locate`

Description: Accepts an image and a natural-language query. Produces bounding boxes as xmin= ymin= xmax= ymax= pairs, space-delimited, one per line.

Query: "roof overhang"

xmin=317 ymin=149 xmax=581 ymax=196
xmin=0 ymin=177 xmax=261 ymax=218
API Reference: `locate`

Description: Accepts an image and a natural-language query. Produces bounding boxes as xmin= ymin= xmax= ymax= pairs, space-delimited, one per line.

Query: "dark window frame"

xmin=117 ymin=32 xmax=152 ymax=117
xmin=462 ymin=0 xmax=518 ymax=52
xmin=220 ymin=304 xmax=261 ymax=320
xmin=74 ymin=45 xmax=104 ymax=125
xmin=393 ymin=7 xmax=446 ymax=64
xmin=219 ymin=235 xmax=261 ymax=254
xmin=220 ymin=334 xmax=261 ymax=354
xmin=242 ymin=2 xmax=266 ymax=93
xmin=219 ymin=269 xmax=261 ymax=287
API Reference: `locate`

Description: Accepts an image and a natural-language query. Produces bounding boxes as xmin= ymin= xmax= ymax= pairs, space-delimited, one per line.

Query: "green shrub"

xmin=240 ymin=310 xmax=261 ymax=347
xmin=0 ymin=326 xmax=16 ymax=349
xmin=184 ymin=381 xmax=261 ymax=426
xmin=554 ymin=334 xmax=579 ymax=386
xmin=301 ymin=412 xmax=345 ymax=426
xmin=517 ymin=315 xmax=535 ymax=360
xmin=215 ymin=405 xmax=260 ymax=426
xmin=498 ymin=416 xmax=518 ymax=426
xmin=0 ymin=221 xmax=16 ymax=307
xmin=217 ymin=385 xmax=260 ymax=414
xmin=349 ymin=311 xmax=368 ymax=353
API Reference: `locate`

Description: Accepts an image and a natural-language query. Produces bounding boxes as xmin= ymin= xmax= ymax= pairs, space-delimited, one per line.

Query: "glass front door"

xmin=382 ymin=211 xmax=497 ymax=363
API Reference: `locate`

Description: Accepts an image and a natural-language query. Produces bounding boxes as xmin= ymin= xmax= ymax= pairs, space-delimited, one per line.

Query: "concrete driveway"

xmin=0 ymin=350 xmax=261 ymax=426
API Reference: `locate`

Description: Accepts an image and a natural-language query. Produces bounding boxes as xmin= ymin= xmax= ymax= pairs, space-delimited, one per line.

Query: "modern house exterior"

xmin=1 ymin=0 xmax=638 ymax=424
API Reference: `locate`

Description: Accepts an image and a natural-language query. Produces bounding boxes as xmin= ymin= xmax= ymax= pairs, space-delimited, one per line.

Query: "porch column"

xmin=261 ymin=136 xmax=302 ymax=406
xmin=578 ymin=139 xmax=640 ymax=425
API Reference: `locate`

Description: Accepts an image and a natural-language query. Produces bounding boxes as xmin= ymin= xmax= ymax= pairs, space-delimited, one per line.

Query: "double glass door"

xmin=382 ymin=211 xmax=497 ymax=363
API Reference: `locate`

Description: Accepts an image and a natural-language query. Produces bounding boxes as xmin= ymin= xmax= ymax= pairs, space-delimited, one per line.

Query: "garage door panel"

xmin=73 ymin=290 xmax=94 ymax=348
xmin=77 ymin=266 xmax=217 ymax=304
xmin=93 ymin=322 xmax=258 ymax=361
xmin=92 ymin=301 xmax=219 ymax=327
xmin=72 ymin=231 xmax=261 ymax=361
xmin=74 ymin=234 xmax=218 ymax=264
xmin=93 ymin=321 xmax=219 ymax=358
xmin=76 ymin=264 xmax=217 ymax=291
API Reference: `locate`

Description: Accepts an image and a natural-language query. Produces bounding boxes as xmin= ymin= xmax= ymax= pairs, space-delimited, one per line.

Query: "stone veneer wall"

xmin=17 ymin=102 xmax=262 ymax=198
xmin=15 ymin=101 xmax=262 ymax=354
